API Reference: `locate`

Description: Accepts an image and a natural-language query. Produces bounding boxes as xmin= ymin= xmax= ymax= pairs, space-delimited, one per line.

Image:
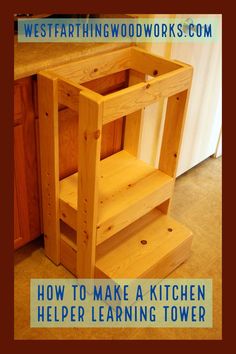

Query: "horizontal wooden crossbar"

xmin=53 ymin=47 xmax=192 ymax=124
xmin=57 ymin=78 xmax=103 ymax=110
xmin=131 ymin=47 xmax=182 ymax=76
xmin=102 ymin=66 xmax=192 ymax=124
xmin=51 ymin=46 xmax=183 ymax=84
xmin=51 ymin=47 xmax=133 ymax=84
xmin=57 ymin=66 xmax=192 ymax=122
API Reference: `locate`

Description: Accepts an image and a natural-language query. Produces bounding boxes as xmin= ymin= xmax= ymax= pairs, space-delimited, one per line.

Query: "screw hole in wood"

xmin=140 ymin=240 xmax=147 ymax=245
xmin=153 ymin=69 xmax=158 ymax=76
xmin=168 ymin=228 xmax=173 ymax=232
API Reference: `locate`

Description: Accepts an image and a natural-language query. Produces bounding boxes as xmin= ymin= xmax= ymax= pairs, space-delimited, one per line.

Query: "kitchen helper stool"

xmin=38 ymin=46 xmax=193 ymax=279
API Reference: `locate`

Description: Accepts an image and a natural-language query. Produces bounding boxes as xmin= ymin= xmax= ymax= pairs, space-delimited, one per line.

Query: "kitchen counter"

xmin=14 ymin=38 xmax=131 ymax=80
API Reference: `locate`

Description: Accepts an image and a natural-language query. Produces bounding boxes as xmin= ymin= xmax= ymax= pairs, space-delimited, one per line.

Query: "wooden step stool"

xmin=38 ymin=46 xmax=193 ymax=279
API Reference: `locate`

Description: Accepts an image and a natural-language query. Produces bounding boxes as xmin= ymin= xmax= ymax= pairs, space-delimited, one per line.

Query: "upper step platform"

xmin=59 ymin=150 xmax=174 ymax=244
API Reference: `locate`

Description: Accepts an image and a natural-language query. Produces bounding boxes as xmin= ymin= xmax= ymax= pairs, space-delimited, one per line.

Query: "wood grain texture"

xmin=14 ymin=54 xmax=129 ymax=250
xmin=14 ymin=78 xmax=41 ymax=245
xmin=57 ymin=69 xmax=129 ymax=178
xmin=58 ymin=111 xmax=124 ymax=180
xmin=14 ymin=125 xmax=31 ymax=249
xmin=58 ymin=108 xmax=79 ymax=179
xmin=15 ymin=41 xmax=130 ymax=80
xmin=14 ymin=156 xmax=222 ymax=339
xmin=58 ymin=71 xmax=129 ymax=111
xmin=97 ymin=151 xmax=174 ymax=243
xmin=37 ymin=47 xmax=193 ymax=280
xmin=82 ymin=70 xmax=129 ymax=95
xmin=77 ymin=90 xmax=103 ymax=278
xmin=103 ymin=67 xmax=193 ymax=124
xmin=95 ymin=208 xmax=192 ymax=279
xmin=38 ymin=72 xmax=60 ymax=264
xmin=14 ymin=83 xmax=24 ymax=125
xmin=124 ymin=69 xmax=146 ymax=157
xmin=58 ymin=208 xmax=192 ymax=280
xmin=14 ymin=181 xmax=21 ymax=243
xmin=101 ymin=118 xmax=124 ymax=160
xmin=131 ymin=46 xmax=181 ymax=76
xmin=59 ymin=151 xmax=174 ymax=243
xmin=57 ymin=78 xmax=86 ymax=111
xmin=60 ymin=238 xmax=77 ymax=275
xmin=35 ymin=118 xmax=43 ymax=233
xmin=60 ymin=221 xmax=77 ymax=250
xmin=51 ymin=47 xmax=132 ymax=84
xmin=34 ymin=72 xmax=127 ymax=180
xmin=159 ymin=89 xmax=191 ymax=214
xmin=159 ymin=91 xmax=189 ymax=178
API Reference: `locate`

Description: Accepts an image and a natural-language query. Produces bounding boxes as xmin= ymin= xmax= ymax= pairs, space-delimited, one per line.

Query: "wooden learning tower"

xmin=38 ymin=46 xmax=193 ymax=279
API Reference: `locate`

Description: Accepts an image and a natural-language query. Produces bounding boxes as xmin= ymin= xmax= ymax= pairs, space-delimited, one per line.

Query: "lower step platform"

xmin=95 ymin=209 xmax=192 ymax=278
xmin=60 ymin=209 xmax=192 ymax=279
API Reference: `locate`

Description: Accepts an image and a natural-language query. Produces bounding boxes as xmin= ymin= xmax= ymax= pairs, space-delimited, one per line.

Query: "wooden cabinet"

xmin=14 ymin=126 xmax=31 ymax=248
xmin=14 ymin=70 xmax=128 ymax=249
xmin=14 ymin=78 xmax=41 ymax=249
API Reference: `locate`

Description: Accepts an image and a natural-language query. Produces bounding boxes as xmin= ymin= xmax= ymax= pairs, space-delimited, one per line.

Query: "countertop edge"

xmin=14 ymin=43 xmax=132 ymax=81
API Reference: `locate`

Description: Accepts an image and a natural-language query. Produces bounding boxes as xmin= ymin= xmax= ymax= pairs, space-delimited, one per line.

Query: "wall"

xmin=137 ymin=15 xmax=222 ymax=176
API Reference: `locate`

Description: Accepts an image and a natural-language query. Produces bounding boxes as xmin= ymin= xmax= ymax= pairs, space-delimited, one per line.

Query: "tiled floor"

xmin=14 ymin=156 xmax=222 ymax=340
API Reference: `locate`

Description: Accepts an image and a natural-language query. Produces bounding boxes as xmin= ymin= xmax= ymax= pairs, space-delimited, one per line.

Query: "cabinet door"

xmin=14 ymin=181 xmax=21 ymax=246
xmin=14 ymin=78 xmax=42 ymax=248
xmin=14 ymin=125 xmax=31 ymax=249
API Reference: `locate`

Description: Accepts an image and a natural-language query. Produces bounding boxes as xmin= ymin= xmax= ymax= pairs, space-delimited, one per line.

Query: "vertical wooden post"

xmin=159 ymin=89 xmax=190 ymax=214
xmin=38 ymin=72 xmax=60 ymax=264
xmin=77 ymin=91 xmax=103 ymax=278
xmin=124 ymin=70 xmax=146 ymax=157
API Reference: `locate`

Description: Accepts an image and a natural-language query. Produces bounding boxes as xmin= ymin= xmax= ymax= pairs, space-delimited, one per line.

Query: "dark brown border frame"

xmin=0 ymin=1 xmax=230 ymax=352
